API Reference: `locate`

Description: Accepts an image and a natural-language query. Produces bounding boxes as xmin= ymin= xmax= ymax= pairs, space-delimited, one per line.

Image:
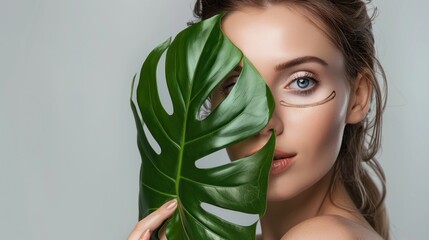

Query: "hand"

xmin=127 ymin=199 xmax=178 ymax=240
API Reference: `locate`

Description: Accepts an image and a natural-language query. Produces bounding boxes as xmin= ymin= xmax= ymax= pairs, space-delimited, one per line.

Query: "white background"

xmin=1 ymin=0 xmax=428 ymax=239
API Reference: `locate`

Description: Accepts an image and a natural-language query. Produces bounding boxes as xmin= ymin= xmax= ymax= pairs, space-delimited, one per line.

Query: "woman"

xmin=129 ymin=0 xmax=389 ymax=239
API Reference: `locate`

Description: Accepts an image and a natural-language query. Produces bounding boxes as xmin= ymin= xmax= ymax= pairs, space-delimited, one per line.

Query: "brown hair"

xmin=193 ymin=0 xmax=389 ymax=239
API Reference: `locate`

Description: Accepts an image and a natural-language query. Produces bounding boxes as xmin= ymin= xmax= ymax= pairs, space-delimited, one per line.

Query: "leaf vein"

xmin=147 ymin=109 xmax=180 ymax=149
xmin=141 ymin=182 xmax=176 ymax=198
xmin=141 ymin=149 xmax=176 ymax=183
xmin=181 ymin=203 xmax=225 ymax=239
xmin=185 ymin=108 xmax=246 ymax=144
xmin=181 ymin=176 xmax=243 ymax=188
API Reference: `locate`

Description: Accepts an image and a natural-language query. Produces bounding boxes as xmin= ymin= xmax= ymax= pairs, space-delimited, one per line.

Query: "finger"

xmin=158 ymin=221 xmax=168 ymax=240
xmin=127 ymin=199 xmax=178 ymax=240
xmin=139 ymin=229 xmax=150 ymax=240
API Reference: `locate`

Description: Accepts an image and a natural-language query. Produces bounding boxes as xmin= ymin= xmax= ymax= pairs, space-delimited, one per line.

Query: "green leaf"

xmin=130 ymin=13 xmax=275 ymax=239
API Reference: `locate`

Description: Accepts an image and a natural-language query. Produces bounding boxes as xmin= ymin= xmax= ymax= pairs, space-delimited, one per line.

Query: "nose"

xmin=259 ymin=107 xmax=283 ymax=136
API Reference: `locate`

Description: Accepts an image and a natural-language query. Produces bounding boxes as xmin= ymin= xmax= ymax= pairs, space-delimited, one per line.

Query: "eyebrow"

xmin=274 ymin=56 xmax=329 ymax=71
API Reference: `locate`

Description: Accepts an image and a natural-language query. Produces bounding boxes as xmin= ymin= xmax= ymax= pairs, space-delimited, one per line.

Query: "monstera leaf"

xmin=130 ymin=13 xmax=275 ymax=239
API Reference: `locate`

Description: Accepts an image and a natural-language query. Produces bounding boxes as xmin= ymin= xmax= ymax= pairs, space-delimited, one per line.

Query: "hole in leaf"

xmin=156 ymin=49 xmax=174 ymax=115
xmin=196 ymin=65 xmax=241 ymax=121
xmin=195 ymin=148 xmax=230 ymax=169
xmin=200 ymin=202 xmax=259 ymax=227
xmin=256 ymin=221 xmax=262 ymax=235
xmin=197 ymin=97 xmax=212 ymax=121
xmin=131 ymin=75 xmax=144 ymax=124
xmin=143 ymin=124 xmax=161 ymax=155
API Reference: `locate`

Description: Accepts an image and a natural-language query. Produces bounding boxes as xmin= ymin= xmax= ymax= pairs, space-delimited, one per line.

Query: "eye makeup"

xmin=280 ymin=91 xmax=336 ymax=108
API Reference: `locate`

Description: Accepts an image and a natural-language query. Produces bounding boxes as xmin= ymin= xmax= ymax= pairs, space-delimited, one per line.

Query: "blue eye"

xmin=289 ymin=77 xmax=316 ymax=90
xmin=297 ymin=79 xmax=310 ymax=88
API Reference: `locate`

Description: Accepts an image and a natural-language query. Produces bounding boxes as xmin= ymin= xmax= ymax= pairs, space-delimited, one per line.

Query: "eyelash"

xmin=286 ymin=72 xmax=319 ymax=96
xmin=219 ymin=71 xmax=319 ymax=96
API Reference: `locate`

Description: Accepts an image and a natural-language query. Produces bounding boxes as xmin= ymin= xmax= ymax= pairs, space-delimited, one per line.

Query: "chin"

xmin=265 ymin=170 xmax=331 ymax=202
xmin=266 ymin=184 xmax=304 ymax=202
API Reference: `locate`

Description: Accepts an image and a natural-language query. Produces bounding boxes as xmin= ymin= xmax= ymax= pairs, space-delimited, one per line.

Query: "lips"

xmin=271 ymin=150 xmax=296 ymax=175
xmin=273 ymin=150 xmax=296 ymax=161
xmin=242 ymin=150 xmax=296 ymax=175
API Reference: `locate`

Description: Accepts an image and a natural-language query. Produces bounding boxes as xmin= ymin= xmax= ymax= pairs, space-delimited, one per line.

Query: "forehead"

xmin=221 ymin=4 xmax=344 ymax=77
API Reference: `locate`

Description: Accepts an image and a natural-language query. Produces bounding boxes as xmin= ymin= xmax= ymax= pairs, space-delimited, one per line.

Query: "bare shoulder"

xmin=281 ymin=215 xmax=383 ymax=240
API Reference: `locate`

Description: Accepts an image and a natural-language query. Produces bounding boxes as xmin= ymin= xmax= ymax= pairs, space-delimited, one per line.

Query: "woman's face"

xmin=217 ymin=5 xmax=352 ymax=201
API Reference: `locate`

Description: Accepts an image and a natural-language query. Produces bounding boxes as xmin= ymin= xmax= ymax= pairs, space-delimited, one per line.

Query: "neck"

xmin=260 ymin=171 xmax=333 ymax=240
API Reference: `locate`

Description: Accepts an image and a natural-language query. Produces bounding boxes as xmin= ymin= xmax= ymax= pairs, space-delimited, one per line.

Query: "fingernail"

xmin=166 ymin=199 xmax=177 ymax=210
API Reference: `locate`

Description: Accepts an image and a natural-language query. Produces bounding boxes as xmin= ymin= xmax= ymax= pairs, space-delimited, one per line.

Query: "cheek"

xmin=283 ymin=91 xmax=349 ymax=168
